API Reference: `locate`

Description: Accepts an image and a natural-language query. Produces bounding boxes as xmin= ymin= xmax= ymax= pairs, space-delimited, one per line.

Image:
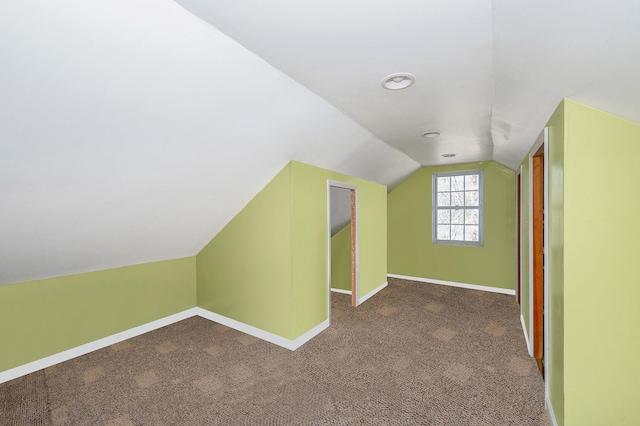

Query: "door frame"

xmin=326 ymin=181 xmax=360 ymax=320
xmin=516 ymin=167 xmax=522 ymax=305
xmin=528 ymin=128 xmax=549 ymax=389
xmin=532 ymin=142 xmax=544 ymax=369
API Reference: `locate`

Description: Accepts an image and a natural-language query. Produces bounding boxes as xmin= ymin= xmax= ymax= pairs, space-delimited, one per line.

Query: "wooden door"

xmin=532 ymin=145 xmax=545 ymax=375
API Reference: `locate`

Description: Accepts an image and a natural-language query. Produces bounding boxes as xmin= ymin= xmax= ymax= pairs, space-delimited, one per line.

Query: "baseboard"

xmin=330 ymin=288 xmax=352 ymax=295
xmin=546 ymin=397 xmax=559 ymax=426
xmin=290 ymin=319 xmax=330 ymax=350
xmin=359 ymin=281 xmax=387 ymax=305
xmin=520 ymin=314 xmax=532 ymax=355
xmin=387 ymin=274 xmax=516 ymax=296
xmin=0 ymin=308 xmax=199 ymax=385
xmin=194 ymin=308 xmax=329 ymax=351
xmin=1 ymin=306 xmax=332 ymax=384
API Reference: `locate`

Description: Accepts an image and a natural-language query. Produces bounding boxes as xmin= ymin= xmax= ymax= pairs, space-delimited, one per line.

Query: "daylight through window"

xmin=433 ymin=170 xmax=483 ymax=246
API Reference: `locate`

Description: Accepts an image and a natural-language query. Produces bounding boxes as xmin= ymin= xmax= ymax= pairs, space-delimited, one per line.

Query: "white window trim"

xmin=432 ymin=169 xmax=484 ymax=247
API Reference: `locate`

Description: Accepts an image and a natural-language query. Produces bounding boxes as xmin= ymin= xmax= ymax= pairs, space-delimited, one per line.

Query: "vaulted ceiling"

xmin=177 ymin=0 xmax=640 ymax=169
xmin=1 ymin=0 xmax=639 ymax=285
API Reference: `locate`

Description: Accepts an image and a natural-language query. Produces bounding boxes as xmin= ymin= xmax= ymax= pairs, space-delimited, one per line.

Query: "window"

xmin=433 ymin=170 xmax=483 ymax=246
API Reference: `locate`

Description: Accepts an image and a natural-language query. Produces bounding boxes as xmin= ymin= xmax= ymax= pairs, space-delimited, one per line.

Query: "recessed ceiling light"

xmin=421 ymin=131 xmax=441 ymax=138
xmin=381 ymin=73 xmax=415 ymax=90
xmin=442 ymin=153 xmax=456 ymax=158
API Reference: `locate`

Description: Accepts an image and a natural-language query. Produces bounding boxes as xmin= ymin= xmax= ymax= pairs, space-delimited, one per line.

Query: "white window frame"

xmin=432 ymin=169 xmax=484 ymax=247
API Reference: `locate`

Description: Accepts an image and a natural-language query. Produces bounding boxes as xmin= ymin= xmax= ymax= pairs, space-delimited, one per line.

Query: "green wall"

xmin=547 ymin=101 xmax=565 ymax=425
xmin=290 ymin=161 xmax=388 ymax=337
xmin=388 ymin=162 xmax=516 ymax=290
xmin=561 ymin=100 xmax=640 ymax=425
xmin=330 ymin=224 xmax=352 ymax=292
xmin=522 ymin=99 xmax=640 ymax=425
xmin=196 ymin=161 xmax=388 ymax=341
xmin=196 ymin=164 xmax=295 ymax=339
xmin=0 ymin=257 xmax=196 ymax=372
xmin=3 ymin=160 xmax=389 ymax=374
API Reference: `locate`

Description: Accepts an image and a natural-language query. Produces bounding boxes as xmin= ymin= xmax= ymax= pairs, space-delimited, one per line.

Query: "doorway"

xmin=327 ymin=182 xmax=359 ymax=315
xmin=530 ymin=130 xmax=547 ymax=377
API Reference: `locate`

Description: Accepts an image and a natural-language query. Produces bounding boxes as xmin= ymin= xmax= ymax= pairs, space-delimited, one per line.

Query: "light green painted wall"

xmin=331 ymin=224 xmax=352 ymax=291
xmin=519 ymin=157 xmax=531 ymax=335
xmin=547 ymin=101 xmax=565 ymax=425
xmin=196 ymin=164 xmax=294 ymax=339
xmin=519 ymin=105 xmax=565 ymax=426
xmin=562 ymin=100 xmax=640 ymax=425
xmin=196 ymin=161 xmax=388 ymax=341
xmin=1 ymin=161 xmax=387 ymax=373
xmin=388 ymin=162 xmax=516 ymax=290
xmin=290 ymin=161 xmax=388 ymax=337
xmin=0 ymin=257 xmax=196 ymax=372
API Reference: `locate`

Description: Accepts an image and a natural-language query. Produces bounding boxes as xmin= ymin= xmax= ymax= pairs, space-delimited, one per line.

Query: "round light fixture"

xmin=381 ymin=73 xmax=415 ymax=90
xmin=442 ymin=153 xmax=456 ymax=158
xmin=421 ymin=131 xmax=441 ymax=138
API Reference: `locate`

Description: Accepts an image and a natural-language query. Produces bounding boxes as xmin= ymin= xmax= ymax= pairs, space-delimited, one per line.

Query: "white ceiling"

xmin=2 ymin=0 xmax=639 ymax=285
xmin=176 ymin=0 xmax=640 ymax=169
xmin=0 ymin=0 xmax=419 ymax=285
xmin=177 ymin=0 xmax=495 ymax=166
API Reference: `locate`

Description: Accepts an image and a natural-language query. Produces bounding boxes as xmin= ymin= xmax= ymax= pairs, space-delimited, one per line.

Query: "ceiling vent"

xmin=381 ymin=73 xmax=415 ymax=90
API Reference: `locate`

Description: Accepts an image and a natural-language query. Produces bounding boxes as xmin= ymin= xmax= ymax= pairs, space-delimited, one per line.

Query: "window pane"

xmin=451 ymin=225 xmax=464 ymax=240
xmin=465 ymin=225 xmax=479 ymax=242
xmin=437 ymin=209 xmax=450 ymax=224
xmin=451 ymin=176 xmax=464 ymax=191
xmin=465 ymin=209 xmax=479 ymax=225
xmin=433 ymin=171 xmax=482 ymax=246
xmin=437 ymin=177 xmax=450 ymax=192
xmin=465 ymin=191 xmax=479 ymax=206
xmin=465 ymin=174 xmax=479 ymax=190
xmin=451 ymin=209 xmax=464 ymax=224
xmin=437 ymin=225 xmax=450 ymax=240
xmin=451 ymin=192 xmax=465 ymax=206
xmin=438 ymin=193 xmax=450 ymax=207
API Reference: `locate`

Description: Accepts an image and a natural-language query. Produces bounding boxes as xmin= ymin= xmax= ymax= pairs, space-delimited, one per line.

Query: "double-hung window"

xmin=433 ymin=170 xmax=483 ymax=246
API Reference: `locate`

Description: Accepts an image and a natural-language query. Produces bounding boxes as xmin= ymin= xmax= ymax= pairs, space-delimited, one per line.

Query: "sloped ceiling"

xmin=177 ymin=0 xmax=640 ymax=169
xmin=177 ymin=0 xmax=495 ymax=166
xmin=491 ymin=0 xmax=640 ymax=166
xmin=2 ymin=1 xmax=640 ymax=285
xmin=0 ymin=0 xmax=419 ymax=285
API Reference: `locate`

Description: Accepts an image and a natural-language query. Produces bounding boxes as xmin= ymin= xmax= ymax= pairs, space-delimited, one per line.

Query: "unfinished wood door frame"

xmin=528 ymin=129 xmax=549 ymax=383
xmin=532 ymin=146 xmax=544 ymax=367
xmin=327 ymin=181 xmax=360 ymax=319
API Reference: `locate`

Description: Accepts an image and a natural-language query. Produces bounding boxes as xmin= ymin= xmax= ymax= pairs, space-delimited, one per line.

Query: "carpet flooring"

xmin=1 ymin=278 xmax=549 ymax=425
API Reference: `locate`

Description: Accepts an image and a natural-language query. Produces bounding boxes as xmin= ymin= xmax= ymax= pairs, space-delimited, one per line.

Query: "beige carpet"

xmin=1 ymin=278 xmax=549 ymax=425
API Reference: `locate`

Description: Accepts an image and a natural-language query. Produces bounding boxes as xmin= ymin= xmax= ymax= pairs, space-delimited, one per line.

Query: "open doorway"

xmin=327 ymin=182 xmax=359 ymax=315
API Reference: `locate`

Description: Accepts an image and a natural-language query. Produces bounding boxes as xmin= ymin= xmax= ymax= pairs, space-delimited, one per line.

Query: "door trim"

xmin=528 ymin=128 xmax=550 ymax=392
xmin=531 ymin=145 xmax=545 ymax=362
xmin=327 ymin=181 xmax=360 ymax=321
xmin=516 ymin=166 xmax=522 ymax=305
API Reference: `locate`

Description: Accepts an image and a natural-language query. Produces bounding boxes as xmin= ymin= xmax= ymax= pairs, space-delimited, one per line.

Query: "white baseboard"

xmin=0 ymin=308 xmax=199 ymax=385
xmin=546 ymin=397 xmax=559 ymax=426
xmin=291 ymin=319 xmax=330 ymax=350
xmin=330 ymin=288 xmax=352 ymax=295
xmin=387 ymin=274 xmax=516 ymax=296
xmin=359 ymin=281 xmax=387 ymax=305
xmin=520 ymin=314 xmax=532 ymax=355
xmin=194 ymin=308 xmax=328 ymax=351
xmin=1 ymin=306 xmax=332 ymax=384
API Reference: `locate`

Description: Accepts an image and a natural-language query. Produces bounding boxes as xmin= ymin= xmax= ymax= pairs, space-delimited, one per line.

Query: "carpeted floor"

xmin=1 ymin=278 xmax=549 ymax=425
